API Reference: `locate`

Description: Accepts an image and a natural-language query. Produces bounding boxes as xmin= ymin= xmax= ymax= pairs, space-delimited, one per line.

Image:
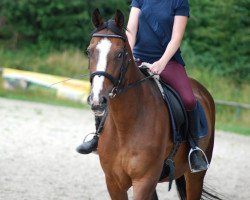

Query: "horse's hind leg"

xmin=185 ymin=171 xmax=206 ymax=200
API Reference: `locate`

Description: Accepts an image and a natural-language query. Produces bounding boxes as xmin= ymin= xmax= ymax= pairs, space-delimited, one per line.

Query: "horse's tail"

xmin=175 ymin=175 xmax=186 ymax=200
xmin=175 ymin=176 xmax=223 ymax=200
xmin=202 ymin=185 xmax=224 ymax=200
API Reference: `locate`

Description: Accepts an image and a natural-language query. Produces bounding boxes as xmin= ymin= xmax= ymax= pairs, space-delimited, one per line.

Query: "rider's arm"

xmin=150 ymin=16 xmax=188 ymax=74
xmin=126 ymin=7 xmax=140 ymax=52
xmin=161 ymin=16 xmax=188 ymax=66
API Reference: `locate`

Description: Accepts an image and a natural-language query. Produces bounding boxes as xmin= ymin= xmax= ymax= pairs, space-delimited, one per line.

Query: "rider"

xmin=76 ymin=0 xmax=209 ymax=172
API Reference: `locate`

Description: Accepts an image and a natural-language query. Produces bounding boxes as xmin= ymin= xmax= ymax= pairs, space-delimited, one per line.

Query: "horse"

xmin=86 ymin=9 xmax=217 ymax=200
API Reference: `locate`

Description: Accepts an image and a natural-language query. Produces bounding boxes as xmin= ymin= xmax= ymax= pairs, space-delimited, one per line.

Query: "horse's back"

xmin=190 ymin=78 xmax=215 ymax=121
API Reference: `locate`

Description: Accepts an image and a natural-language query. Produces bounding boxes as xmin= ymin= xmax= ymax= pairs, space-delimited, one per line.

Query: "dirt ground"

xmin=0 ymin=97 xmax=249 ymax=200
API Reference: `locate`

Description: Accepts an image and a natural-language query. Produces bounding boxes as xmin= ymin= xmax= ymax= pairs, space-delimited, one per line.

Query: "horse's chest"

xmin=98 ymin=133 xmax=163 ymax=184
xmin=100 ymin=151 xmax=128 ymax=174
xmin=99 ymin=152 xmax=132 ymax=188
xmin=100 ymin=148 xmax=151 ymax=181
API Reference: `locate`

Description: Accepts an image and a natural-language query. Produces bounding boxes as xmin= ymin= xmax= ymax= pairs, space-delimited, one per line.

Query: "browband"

xmin=92 ymin=33 xmax=126 ymax=41
xmin=91 ymin=19 xmax=127 ymax=41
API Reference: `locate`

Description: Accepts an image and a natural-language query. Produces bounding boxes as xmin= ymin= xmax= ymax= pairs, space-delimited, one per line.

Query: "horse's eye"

xmin=117 ymin=52 xmax=123 ymax=59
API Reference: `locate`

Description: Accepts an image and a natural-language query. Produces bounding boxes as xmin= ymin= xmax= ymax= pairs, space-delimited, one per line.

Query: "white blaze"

xmin=92 ymin=38 xmax=112 ymax=104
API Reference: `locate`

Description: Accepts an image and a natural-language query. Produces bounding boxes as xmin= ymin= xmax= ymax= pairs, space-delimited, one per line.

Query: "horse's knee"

xmin=106 ymin=177 xmax=129 ymax=200
xmin=133 ymin=191 xmax=156 ymax=200
xmin=133 ymin=180 xmax=158 ymax=200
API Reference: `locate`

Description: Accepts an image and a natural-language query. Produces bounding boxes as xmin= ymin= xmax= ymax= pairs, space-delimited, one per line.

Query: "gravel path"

xmin=0 ymin=98 xmax=249 ymax=200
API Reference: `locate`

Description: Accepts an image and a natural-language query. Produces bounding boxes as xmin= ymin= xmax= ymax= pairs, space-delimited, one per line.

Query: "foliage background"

xmin=0 ymin=0 xmax=129 ymax=49
xmin=0 ymin=0 xmax=249 ymax=83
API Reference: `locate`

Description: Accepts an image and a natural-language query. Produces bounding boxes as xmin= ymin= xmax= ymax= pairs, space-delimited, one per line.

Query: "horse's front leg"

xmin=105 ymin=176 xmax=129 ymax=200
xmin=132 ymin=178 xmax=158 ymax=200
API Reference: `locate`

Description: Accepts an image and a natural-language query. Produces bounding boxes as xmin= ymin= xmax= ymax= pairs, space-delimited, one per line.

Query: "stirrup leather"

xmin=188 ymin=147 xmax=210 ymax=173
xmin=84 ymin=133 xmax=99 ymax=154
xmin=83 ymin=133 xmax=98 ymax=142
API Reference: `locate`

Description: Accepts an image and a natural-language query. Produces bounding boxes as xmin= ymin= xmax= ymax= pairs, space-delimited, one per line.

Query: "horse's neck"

xmin=108 ymin=60 xmax=152 ymax=131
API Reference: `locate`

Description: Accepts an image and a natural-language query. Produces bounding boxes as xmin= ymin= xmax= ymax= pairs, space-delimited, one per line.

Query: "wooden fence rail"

xmin=215 ymin=99 xmax=250 ymax=118
xmin=215 ymin=99 xmax=250 ymax=109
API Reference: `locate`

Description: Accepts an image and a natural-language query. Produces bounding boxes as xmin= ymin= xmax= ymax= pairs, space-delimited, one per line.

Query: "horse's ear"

xmin=92 ymin=8 xmax=104 ymax=28
xmin=114 ymin=9 xmax=125 ymax=29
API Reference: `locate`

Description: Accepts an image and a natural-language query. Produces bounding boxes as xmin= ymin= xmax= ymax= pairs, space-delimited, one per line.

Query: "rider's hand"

xmin=149 ymin=60 xmax=166 ymax=75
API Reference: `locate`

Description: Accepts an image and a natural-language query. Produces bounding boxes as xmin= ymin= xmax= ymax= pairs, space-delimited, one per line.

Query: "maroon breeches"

xmin=136 ymin=60 xmax=196 ymax=111
xmin=159 ymin=60 xmax=196 ymax=111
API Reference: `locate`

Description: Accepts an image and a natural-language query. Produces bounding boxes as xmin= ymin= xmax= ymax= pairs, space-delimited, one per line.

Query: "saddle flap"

xmin=139 ymin=65 xmax=188 ymax=142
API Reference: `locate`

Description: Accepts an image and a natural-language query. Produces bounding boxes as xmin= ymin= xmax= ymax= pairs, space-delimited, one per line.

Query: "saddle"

xmin=139 ymin=65 xmax=208 ymax=143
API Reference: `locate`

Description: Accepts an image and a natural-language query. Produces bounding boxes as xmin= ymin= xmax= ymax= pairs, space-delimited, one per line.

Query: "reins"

xmin=109 ymin=74 xmax=154 ymax=98
xmin=49 ymin=74 xmax=89 ymax=87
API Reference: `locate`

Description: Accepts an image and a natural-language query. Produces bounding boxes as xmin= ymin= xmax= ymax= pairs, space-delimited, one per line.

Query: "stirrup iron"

xmin=188 ymin=147 xmax=209 ymax=173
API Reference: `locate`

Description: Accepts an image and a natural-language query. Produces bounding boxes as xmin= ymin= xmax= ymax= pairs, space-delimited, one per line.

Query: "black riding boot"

xmin=76 ymin=116 xmax=101 ymax=154
xmin=187 ymin=109 xmax=209 ymax=173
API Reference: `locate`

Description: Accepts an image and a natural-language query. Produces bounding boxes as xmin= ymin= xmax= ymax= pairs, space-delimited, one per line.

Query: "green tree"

xmin=185 ymin=0 xmax=250 ymax=83
xmin=0 ymin=0 xmax=249 ymax=83
xmin=0 ymin=0 xmax=129 ymax=49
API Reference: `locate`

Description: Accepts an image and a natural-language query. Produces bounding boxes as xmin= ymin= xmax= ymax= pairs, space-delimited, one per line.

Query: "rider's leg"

xmin=160 ymin=60 xmax=208 ymax=172
xmin=159 ymin=60 xmax=196 ymax=111
xmin=76 ymin=116 xmax=101 ymax=154
xmin=186 ymin=107 xmax=209 ymax=172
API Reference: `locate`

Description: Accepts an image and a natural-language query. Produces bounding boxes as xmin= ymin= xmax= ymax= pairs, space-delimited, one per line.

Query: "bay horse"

xmin=86 ymin=9 xmax=217 ymax=200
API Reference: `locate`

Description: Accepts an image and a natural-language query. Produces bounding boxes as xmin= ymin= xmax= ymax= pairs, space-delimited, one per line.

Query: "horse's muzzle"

xmin=87 ymin=95 xmax=107 ymax=116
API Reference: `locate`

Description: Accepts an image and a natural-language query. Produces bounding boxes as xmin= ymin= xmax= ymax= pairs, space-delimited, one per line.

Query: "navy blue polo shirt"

xmin=131 ymin=0 xmax=189 ymax=66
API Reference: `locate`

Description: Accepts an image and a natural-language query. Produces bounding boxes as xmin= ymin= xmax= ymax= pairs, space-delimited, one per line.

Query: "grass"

xmin=0 ymin=46 xmax=88 ymax=78
xmin=0 ymin=46 xmax=249 ymax=135
xmin=187 ymin=68 xmax=250 ymax=104
xmin=187 ymin=68 xmax=250 ymax=135
xmin=216 ymin=123 xmax=250 ymax=136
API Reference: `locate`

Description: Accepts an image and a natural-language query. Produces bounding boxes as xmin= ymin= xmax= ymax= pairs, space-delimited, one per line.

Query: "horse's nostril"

xmin=91 ymin=104 xmax=98 ymax=111
xmin=87 ymin=95 xmax=92 ymax=105
xmin=100 ymin=97 xmax=107 ymax=105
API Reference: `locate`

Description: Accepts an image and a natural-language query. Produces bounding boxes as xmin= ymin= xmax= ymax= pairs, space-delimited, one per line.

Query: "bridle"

xmin=90 ymin=32 xmax=130 ymax=98
xmin=89 ymin=21 xmax=154 ymax=98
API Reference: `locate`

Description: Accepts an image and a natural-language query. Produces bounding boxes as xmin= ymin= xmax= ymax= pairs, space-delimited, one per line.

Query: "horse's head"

xmin=87 ymin=9 xmax=130 ymax=116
